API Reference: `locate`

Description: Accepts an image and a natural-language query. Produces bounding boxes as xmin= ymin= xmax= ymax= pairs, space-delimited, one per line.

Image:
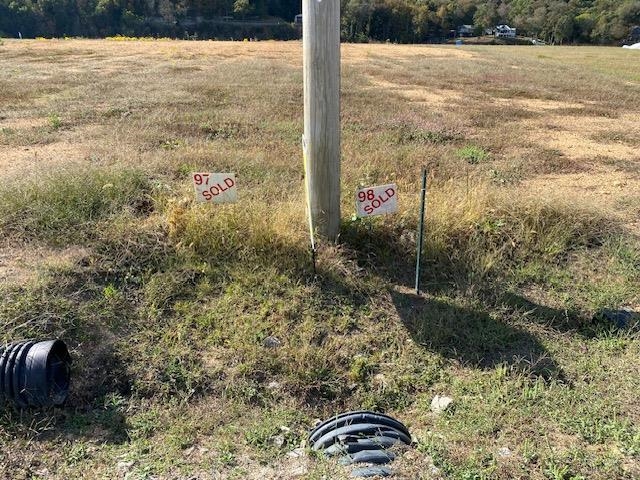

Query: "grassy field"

xmin=0 ymin=39 xmax=639 ymax=479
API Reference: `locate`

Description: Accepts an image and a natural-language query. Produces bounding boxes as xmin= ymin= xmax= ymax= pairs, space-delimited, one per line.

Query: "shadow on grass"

xmin=500 ymin=292 xmax=582 ymax=333
xmin=391 ymin=289 xmax=566 ymax=380
xmin=339 ymin=220 xmax=570 ymax=380
xmin=0 ymin=403 xmax=129 ymax=446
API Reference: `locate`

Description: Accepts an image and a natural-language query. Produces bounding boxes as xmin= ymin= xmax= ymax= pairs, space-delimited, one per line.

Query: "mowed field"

xmin=0 ymin=39 xmax=639 ymax=479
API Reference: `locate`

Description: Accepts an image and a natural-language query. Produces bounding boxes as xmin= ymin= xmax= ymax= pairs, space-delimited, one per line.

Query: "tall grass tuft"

xmin=166 ymin=199 xmax=309 ymax=271
xmin=344 ymin=181 xmax=615 ymax=290
xmin=429 ymin=182 xmax=612 ymax=257
xmin=0 ymin=168 xmax=152 ymax=244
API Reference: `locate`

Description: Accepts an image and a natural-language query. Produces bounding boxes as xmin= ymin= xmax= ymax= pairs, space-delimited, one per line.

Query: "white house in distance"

xmin=495 ymin=24 xmax=516 ymax=38
xmin=458 ymin=25 xmax=474 ymax=37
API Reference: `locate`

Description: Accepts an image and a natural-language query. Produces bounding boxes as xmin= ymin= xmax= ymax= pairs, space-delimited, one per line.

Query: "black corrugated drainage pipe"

xmin=309 ymin=411 xmax=412 ymax=478
xmin=0 ymin=340 xmax=72 ymax=407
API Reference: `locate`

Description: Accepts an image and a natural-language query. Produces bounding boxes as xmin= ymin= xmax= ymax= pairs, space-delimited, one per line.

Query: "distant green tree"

xmin=1 ymin=0 xmax=640 ymax=42
xmin=233 ymin=0 xmax=253 ymax=18
xmin=412 ymin=2 xmax=434 ymax=41
xmin=342 ymin=0 xmax=373 ymax=41
xmin=617 ymin=0 xmax=640 ymax=25
xmin=473 ymin=1 xmax=499 ymax=31
xmin=546 ymin=1 xmax=575 ymax=44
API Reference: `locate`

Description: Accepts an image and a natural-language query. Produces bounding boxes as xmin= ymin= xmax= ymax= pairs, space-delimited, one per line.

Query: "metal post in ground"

xmin=415 ymin=167 xmax=427 ymax=295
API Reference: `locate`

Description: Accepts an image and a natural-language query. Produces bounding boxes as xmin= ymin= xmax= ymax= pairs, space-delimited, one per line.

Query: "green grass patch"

xmin=48 ymin=112 xmax=62 ymax=130
xmin=456 ymin=145 xmax=491 ymax=164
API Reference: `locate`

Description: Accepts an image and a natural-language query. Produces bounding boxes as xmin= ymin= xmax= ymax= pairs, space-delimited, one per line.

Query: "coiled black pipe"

xmin=309 ymin=410 xmax=412 ymax=478
xmin=323 ymin=435 xmax=404 ymax=457
xmin=309 ymin=411 xmax=411 ymax=445
xmin=311 ymin=423 xmax=412 ymax=451
xmin=0 ymin=340 xmax=71 ymax=407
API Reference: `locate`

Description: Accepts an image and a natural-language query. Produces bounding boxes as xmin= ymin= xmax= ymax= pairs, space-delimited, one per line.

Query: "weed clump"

xmin=393 ymin=124 xmax=459 ymax=145
xmin=48 ymin=112 xmax=62 ymax=130
xmin=456 ymin=145 xmax=491 ymax=164
xmin=430 ymin=184 xmax=611 ymax=262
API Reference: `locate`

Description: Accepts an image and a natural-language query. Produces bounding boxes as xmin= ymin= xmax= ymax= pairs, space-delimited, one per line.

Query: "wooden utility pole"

xmin=302 ymin=0 xmax=341 ymax=240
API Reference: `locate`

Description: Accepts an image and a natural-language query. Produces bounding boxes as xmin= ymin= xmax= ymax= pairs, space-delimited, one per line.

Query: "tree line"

xmin=1 ymin=0 xmax=638 ymax=43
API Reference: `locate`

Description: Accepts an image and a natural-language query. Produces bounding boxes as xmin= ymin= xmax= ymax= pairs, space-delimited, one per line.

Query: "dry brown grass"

xmin=0 ymin=39 xmax=639 ymax=480
xmin=1 ymin=41 xmax=638 ymax=193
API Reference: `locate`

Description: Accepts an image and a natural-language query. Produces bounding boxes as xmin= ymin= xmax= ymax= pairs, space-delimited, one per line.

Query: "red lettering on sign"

xmin=193 ymin=173 xmax=211 ymax=185
xmin=361 ymin=188 xmax=396 ymax=212
xmin=194 ymin=174 xmax=236 ymax=202
xmin=356 ymin=184 xmax=397 ymax=216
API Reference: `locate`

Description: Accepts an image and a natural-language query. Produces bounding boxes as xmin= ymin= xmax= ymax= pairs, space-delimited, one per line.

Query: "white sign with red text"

xmin=355 ymin=183 xmax=398 ymax=217
xmin=192 ymin=173 xmax=237 ymax=203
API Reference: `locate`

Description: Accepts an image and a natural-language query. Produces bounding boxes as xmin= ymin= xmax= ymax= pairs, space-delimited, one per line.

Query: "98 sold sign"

xmin=356 ymin=183 xmax=397 ymax=217
xmin=192 ymin=173 xmax=237 ymax=203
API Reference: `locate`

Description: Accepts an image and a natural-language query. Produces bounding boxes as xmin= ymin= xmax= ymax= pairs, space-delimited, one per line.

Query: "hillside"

xmin=1 ymin=0 xmax=639 ymax=44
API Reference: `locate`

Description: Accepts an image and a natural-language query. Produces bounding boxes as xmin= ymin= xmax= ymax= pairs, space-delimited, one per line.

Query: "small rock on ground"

xmin=430 ymin=395 xmax=453 ymax=414
xmin=498 ymin=447 xmax=512 ymax=458
xmin=263 ymin=336 xmax=282 ymax=348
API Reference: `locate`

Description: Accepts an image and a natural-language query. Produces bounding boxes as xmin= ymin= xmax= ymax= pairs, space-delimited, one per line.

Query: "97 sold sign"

xmin=356 ymin=183 xmax=398 ymax=217
xmin=192 ymin=173 xmax=237 ymax=203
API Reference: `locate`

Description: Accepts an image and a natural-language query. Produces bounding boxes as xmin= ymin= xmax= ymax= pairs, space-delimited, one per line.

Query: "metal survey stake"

xmin=415 ymin=168 xmax=427 ymax=295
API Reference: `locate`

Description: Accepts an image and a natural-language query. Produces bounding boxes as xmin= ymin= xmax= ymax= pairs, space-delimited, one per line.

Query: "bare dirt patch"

xmin=496 ymin=97 xmax=584 ymax=112
xmin=0 ymin=141 xmax=90 ymax=180
xmin=520 ymin=169 xmax=640 ymax=234
xmin=0 ymin=245 xmax=88 ymax=285
xmin=519 ymin=112 xmax=640 ymax=162
xmin=529 ymin=129 xmax=639 ymax=160
xmin=343 ymin=43 xmax=477 ymax=64
xmin=0 ymin=116 xmax=48 ymax=130
xmin=364 ymin=74 xmax=463 ymax=107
